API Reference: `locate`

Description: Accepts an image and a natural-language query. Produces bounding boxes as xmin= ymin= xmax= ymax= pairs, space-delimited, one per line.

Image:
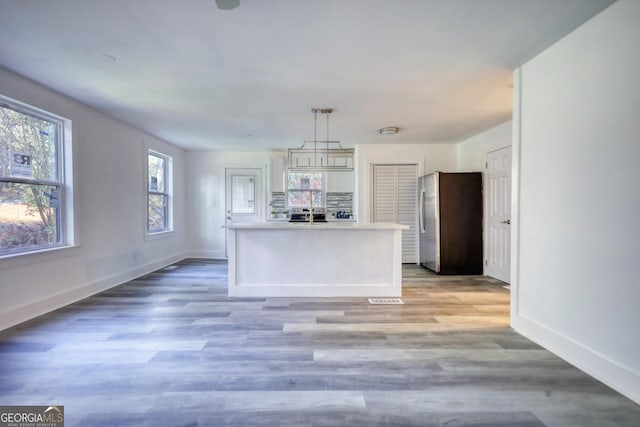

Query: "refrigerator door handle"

xmin=419 ymin=187 xmax=426 ymax=233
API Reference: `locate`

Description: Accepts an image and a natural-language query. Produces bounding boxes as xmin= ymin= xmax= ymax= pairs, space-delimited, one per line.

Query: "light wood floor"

xmin=1 ymin=259 xmax=639 ymax=426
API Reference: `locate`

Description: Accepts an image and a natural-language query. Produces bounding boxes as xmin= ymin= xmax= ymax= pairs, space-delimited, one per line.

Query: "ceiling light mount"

xmin=379 ymin=126 xmax=400 ymax=135
xmin=215 ymin=0 xmax=240 ymax=11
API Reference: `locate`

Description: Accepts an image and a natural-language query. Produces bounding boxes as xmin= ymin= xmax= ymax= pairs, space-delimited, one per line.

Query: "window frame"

xmin=146 ymin=149 xmax=173 ymax=235
xmin=286 ymin=171 xmax=326 ymax=209
xmin=0 ymin=95 xmax=74 ymax=258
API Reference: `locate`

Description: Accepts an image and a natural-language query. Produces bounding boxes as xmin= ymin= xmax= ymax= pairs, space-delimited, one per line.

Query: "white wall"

xmin=356 ymin=143 xmax=457 ymax=223
xmin=456 ymin=121 xmax=511 ymax=172
xmin=186 ymin=150 xmax=284 ymax=258
xmin=511 ymin=0 xmax=640 ymax=403
xmin=0 ymin=68 xmax=187 ymax=330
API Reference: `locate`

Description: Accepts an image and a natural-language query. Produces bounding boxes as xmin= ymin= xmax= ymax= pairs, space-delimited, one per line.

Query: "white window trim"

xmin=145 ymin=148 xmax=173 ymax=238
xmin=0 ymin=95 xmax=75 ymax=260
xmin=0 ymin=244 xmax=80 ymax=269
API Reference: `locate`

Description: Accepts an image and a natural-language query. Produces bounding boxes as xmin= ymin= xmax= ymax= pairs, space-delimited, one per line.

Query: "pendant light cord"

xmin=326 ymin=112 xmax=330 ymax=153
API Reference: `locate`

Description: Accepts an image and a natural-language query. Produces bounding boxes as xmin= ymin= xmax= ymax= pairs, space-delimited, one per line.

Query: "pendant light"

xmin=288 ymin=108 xmax=354 ymax=171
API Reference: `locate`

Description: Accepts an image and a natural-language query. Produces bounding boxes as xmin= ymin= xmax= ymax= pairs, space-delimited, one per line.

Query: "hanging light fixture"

xmin=288 ymin=108 xmax=354 ymax=171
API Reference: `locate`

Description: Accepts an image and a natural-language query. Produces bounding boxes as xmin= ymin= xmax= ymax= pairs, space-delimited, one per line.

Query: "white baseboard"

xmin=185 ymin=250 xmax=226 ymax=260
xmin=0 ymin=251 xmax=187 ymax=332
xmin=512 ymin=313 xmax=640 ymax=405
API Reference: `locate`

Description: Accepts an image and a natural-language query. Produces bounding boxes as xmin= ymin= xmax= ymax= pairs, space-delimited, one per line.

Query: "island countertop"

xmin=224 ymin=222 xmax=408 ymax=230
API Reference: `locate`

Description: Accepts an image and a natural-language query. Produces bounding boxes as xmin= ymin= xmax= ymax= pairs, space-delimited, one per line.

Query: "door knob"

xmin=501 ymin=219 xmax=511 ymax=225
xmin=227 ymin=216 xmax=232 ymax=220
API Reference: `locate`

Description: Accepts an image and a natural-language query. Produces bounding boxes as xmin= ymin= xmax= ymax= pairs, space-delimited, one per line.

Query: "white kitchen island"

xmin=224 ymin=222 xmax=408 ymax=297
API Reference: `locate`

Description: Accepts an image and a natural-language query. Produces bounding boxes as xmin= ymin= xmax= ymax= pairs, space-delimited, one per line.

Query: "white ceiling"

xmin=0 ymin=0 xmax=615 ymax=150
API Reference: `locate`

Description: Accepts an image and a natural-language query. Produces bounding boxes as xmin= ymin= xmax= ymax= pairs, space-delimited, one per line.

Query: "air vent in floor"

xmin=368 ymin=298 xmax=404 ymax=305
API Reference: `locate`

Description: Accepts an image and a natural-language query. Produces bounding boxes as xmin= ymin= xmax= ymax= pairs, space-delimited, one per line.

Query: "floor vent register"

xmin=368 ymin=298 xmax=404 ymax=305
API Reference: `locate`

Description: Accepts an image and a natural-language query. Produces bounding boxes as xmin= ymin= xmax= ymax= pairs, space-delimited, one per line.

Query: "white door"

xmin=486 ymin=146 xmax=511 ymax=283
xmin=225 ymin=168 xmax=262 ymax=256
xmin=372 ymin=164 xmax=418 ymax=263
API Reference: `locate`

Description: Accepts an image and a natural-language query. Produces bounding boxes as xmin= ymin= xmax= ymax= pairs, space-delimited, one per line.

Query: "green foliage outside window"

xmin=147 ymin=152 xmax=169 ymax=232
xmin=0 ymin=105 xmax=61 ymax=253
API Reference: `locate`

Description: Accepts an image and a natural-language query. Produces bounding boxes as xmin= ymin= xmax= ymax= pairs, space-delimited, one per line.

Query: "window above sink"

xmin=287 ymin=171 xmax=324 ymax=208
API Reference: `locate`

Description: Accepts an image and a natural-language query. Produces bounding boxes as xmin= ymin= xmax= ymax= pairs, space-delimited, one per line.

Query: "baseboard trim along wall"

xmin=185 ymin=251 xmax=226 ymax=260
xmin=512 ymin=314 xmax=640 ymax=405
xmin=0 ymin=251 xmax=188 ymax=332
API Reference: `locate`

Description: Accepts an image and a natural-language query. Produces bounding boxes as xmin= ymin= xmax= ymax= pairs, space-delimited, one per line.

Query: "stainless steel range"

xmin=289 ymin=207 xmax=327 ymax=223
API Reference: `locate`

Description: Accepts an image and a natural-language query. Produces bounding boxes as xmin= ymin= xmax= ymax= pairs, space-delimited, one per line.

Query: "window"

xmin=230 ymin=175 xmax=256 ymax=214
xmin=0 ymin=97 xmax=70 ymax=256
xmin=147 ymin=150 xmax=172 ymax=233
xmin=287 ymin=171 xmax=324 ymax=208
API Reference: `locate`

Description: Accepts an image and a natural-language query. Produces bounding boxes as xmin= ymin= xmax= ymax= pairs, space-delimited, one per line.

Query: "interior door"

xmin=225 ymin=168 xmax=262 ymax=256
xmin=486 ymin=146 xmax=512 ymax=282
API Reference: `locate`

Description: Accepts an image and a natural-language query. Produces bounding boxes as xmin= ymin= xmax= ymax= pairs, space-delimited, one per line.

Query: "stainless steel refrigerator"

xmin=418 ymin=172 xmax=483 ymax=274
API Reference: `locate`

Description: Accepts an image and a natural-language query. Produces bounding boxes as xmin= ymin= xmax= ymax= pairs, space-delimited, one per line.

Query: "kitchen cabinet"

xmin=326 ymin=171 xmax=354 ymax=193
xmin=269 ymin=156 xmax=286 ymax=192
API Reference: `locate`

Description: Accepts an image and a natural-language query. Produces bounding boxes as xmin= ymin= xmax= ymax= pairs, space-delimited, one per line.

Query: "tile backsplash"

xmin=270 ymin=192 xmax=286 ymax=210
xmin=326 ymin=192 xmax=353 ymax=218
xmin=270 ymin=191 xmax=354 ymax=219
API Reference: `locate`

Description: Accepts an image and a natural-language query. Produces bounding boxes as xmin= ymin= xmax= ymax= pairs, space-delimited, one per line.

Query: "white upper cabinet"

xmin=326 ymin=171 xmax=354 ymax=193
xmin=269 ymin=156 xmax=286 ymax=192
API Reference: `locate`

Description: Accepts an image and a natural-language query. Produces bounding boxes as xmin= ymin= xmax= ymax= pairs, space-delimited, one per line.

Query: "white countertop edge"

xmin=266 ymin=219 xmax=357 ymax=223
xmin=224 ymin=222 xmax=409 ymax=230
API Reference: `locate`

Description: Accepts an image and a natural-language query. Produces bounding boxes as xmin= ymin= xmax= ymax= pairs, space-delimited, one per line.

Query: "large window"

xmin=147 ymin=150 xmax=172 ymax=233
xmin=0 ymin=98 xmax=69 ymax=256
xmin=287 ymin=172 xmax=324 ymax=208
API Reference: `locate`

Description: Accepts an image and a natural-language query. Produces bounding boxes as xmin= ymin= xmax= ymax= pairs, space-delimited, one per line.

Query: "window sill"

xmin=145 ymin=230 xmax=175 ymax=241
xmin=0 ymin=244 xmax=80 ymax=270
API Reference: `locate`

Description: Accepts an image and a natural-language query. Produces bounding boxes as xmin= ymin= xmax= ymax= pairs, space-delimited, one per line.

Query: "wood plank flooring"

xmin=1 ymin=259 xmax=639 ymax=426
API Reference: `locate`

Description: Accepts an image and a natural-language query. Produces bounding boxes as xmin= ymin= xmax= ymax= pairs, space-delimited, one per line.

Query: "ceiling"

xmin=0 ymin=0 xmax=615 ymax=151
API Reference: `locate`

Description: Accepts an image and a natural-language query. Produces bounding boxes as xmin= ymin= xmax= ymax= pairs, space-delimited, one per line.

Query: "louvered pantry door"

xmin=372 ymin=164 xmax=418 ymax=263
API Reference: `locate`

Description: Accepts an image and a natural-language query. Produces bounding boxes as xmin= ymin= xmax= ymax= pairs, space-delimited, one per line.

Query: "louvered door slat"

xmin=372 ymin=164 xmax=418 ymax=263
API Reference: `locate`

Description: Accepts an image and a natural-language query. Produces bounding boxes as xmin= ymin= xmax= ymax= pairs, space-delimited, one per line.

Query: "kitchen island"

xmin=224 ymin=222 xmax=408 ymax=297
